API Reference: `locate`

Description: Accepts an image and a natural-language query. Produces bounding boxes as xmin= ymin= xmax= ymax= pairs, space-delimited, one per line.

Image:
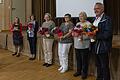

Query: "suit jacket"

xmin=27 ymin=21 xmax=39 ymax=39
xmin=94 ymin=14 xmax=113 ymax=54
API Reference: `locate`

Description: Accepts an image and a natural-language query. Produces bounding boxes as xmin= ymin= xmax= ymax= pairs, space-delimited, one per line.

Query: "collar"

xmin=95 ymin=13 xmax=104 ymax=20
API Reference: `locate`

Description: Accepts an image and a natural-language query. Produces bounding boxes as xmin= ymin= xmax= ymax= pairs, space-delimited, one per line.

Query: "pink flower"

xmin=53 ymin=27 xmax=63 ymax=37
xmin=72 ymin=26 xmax=83 ymax=37
xmin=28 ymin=23 xmax=33 ymax=30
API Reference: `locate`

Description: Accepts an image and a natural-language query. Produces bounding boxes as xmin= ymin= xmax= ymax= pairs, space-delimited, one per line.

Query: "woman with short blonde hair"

xmin=79 ymin=11 xmax=87 ymax=20
xmin=73 ymin=11 xmax=92 ymax=79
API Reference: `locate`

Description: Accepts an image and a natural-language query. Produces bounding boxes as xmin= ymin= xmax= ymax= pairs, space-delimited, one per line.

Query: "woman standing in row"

xmin=73 ymin=12 xmax=92 ymax=79
xmin=27 ymin=15 xmax=39 ymax=60
xmin=58 ymin=14 xmax=74 ymax=73
xmin=41 ymin=13 xmax=55 ymax=67
xmin=10 ymin=17 xmax=23 ymax=57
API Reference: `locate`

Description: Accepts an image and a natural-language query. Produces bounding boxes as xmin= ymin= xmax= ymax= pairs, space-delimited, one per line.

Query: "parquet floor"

xmin=0 ymin=49 xmax=95 ymax=80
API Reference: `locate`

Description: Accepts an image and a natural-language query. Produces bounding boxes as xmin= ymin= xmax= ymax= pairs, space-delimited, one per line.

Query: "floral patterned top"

xmin=59 ymin=22 xmax=74 ymax=43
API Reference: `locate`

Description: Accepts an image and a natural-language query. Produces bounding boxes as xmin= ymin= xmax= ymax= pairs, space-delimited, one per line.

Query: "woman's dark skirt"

xmin=13 ymin=31 xmax=23 ymax=46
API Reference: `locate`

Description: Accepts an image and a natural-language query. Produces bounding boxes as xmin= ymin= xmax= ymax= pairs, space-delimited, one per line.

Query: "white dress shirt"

xmin=93 ymin=13 xmax=104 ymax=27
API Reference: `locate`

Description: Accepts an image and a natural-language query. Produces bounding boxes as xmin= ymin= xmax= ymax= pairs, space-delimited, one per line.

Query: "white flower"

xmin=46 ymin=34 xmax=50 ymax=37
xmin=78 ymin=38 xmax=81 ymax=41
xmin=91 ymin=39 xmax=95 ymax=42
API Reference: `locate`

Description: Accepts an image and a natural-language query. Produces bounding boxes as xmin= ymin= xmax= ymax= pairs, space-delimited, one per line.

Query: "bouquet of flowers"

xmin=82 ymin=24 xmax=98 ymax=42
xmin=52 ymin=27 xmax=63 ymax=38
xmin=72 ymin=25 xmax=83 ymax=37
xmin=26 ymin=23 xmax=35 ymax=37
xmin=28 ymin=23 xmax=33 ymax=30
xmin=26 ymin=23 xmax=34 ymax=32
xmin=39 ymin=27 xmax=50 ymax=37
xmin=82 ymin=24 xmax=98 ymax=36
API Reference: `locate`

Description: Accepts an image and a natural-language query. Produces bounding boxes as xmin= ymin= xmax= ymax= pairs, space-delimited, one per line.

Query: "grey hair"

xmin=45 ymin=13 xmax=52 ymax=19
xmin=95 ymin=2 xmax=104 ymax=9
xmin=79 ymin=11 xmax=87 ymax=20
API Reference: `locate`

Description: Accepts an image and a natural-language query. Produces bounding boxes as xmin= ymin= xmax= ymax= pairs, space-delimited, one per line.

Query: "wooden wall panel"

xmin=32 ymin=0 xmax=56 ymax=26
xmin=104 ymin=0 xmax=120 ymax=35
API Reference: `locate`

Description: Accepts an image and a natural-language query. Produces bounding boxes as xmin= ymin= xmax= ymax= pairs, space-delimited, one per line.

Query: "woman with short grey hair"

xmin=73 ymin=11 xmax=92 ymax=79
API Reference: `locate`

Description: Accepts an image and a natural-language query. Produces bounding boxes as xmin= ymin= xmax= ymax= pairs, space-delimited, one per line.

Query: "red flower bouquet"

xmin=28 ymin=23 xmax=33 ymax=30
xmin=38 ymin=27 xmax=51 ymax=38
xmin=72 ymin=25 xmax=83 ymax=37
xmin=26 ymin=23 xmax=34 ymax=33
xmin=52 ymin=27 xmax=63 ymax=38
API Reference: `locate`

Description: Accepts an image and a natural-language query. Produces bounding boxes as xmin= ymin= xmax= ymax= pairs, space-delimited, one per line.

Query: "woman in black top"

xmin=10 ymin=17 xmax=23 ymax=57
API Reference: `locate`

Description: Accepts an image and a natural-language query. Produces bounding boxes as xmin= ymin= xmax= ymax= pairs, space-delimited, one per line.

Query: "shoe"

xmin=29 ymin=57 xmax=35 ymax=60
xmin=46 ymin=64 xmax=52 ymax=67
xmin=96 ymin=78 xmax=103 ymax=80
xmin=12 ymin=52 xmax=17 ymax=56
xmin=81 ymin=76 xmax=87 ymax=80
xmin=32 ymin=54 xmax=36 ymax=59
xmin=58 ymin=66 xmax=63 ymax=71
xmin=60 ymin=69 xmax=68 ymax=73
xmin=16 ymin=53 xmax=20 ymax=57
xmin=29 ymin=58 xmax=33 ymax=60
xmin=43 ymin=63 xmax=48 ymax=66
xmin=32 ymin=57 xmax=36 ymax=60
xmin=73 ymin=72 xmax=81 ymax=77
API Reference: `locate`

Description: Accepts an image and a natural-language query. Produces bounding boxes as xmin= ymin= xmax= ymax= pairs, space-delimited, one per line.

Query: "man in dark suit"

xmin=93 ymin=2 xmax=113 ymax=80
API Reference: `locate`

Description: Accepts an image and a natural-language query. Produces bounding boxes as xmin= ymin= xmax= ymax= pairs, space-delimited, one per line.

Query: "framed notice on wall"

xmin=0 ymin=0 xmax=3 ymax=3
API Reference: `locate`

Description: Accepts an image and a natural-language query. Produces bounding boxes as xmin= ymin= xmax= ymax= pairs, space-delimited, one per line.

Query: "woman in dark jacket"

xmin=27 ymin=15 xmax=39 ymax=60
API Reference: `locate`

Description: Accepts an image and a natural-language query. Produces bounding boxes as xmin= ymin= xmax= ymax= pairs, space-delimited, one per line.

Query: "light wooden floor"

xmin=0 ymin=49 xmax=95 ymax=80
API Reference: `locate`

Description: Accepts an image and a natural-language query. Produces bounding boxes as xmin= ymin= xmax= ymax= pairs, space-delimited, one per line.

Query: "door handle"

xmin=12 ymin=8 xmax=16 ymax=10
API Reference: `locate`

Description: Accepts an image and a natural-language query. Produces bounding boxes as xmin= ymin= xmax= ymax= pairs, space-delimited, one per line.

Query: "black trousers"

xmin=28 ymin=37 xmax=37 ymax=56
xmin=95 ymin=53 xmax=110 ymax=80
xmin=75 ymin=48 xmax=89 ymax=77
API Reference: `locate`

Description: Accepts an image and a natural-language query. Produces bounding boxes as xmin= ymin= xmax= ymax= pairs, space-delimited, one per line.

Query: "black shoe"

xmin=46 ymin=64 xmax=52 ymax=67
xmin=81 ymin=76 xmax=87 ymax=80
xmin=43 ymin=63 xmax=48 ymax=66
xmin=96 ymin=78 xmax=103 ymax=80
xmin=32 ymin=57 xmax=36 ymax=60
xmin=29 ymin=58 xmax=33 ymax=60
xmin=29 ymin=57 xmax=35 ymax=60
xmin=73 ymin=72 xmax=81 ymax=77
xmin=12 ymin=52 xmax=17 ymax=56
xmin=16 ymin=53 xmax=20 ymax=57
